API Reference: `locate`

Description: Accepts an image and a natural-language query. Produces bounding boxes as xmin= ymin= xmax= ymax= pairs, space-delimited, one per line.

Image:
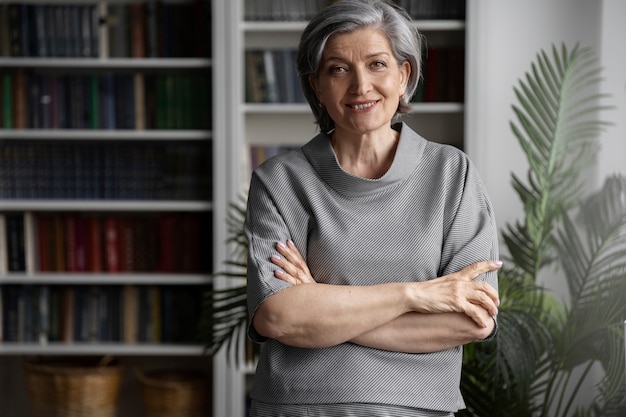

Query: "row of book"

xmin=1 ymin=69 xmax=212 ymax=130
xmin=245 ymin=49 xmax=306 ymax=104
xmin=395 ymin=0 xmax=466 ymax=20
xmin=245 ymin=46 xmax=465 ymax=105
xmin=244 ymin=0 xmax=330 ymax=21
xmin=0 ymin=284 xmax=205 ymax=344
xmin=0 ymin=1 xmax=211 ymax=58
xmin=0 ymin=140 xmax=211 ymax=200
xmin=242 ymin=0 xmax=465 ymax=22
xmin=1 ymin=212 xmax=211 ymax=274
xmin=415 ymin=46 xmax=465 ymax=103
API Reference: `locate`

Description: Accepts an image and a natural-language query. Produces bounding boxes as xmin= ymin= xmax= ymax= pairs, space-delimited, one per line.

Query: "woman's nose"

xmin=349 ymin=68 xmax=372 ymax=95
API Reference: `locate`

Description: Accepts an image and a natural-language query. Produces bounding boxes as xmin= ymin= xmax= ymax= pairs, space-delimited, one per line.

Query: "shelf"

xmin=242 ymin=20 xmax=465 ymax=33
xmin=0 ymin=129 xmax=212 ymax=141
xmin=0 ymin=272 xmax=213 ymax=285
xmin=243 ymin=103 xmax=310 ymax=114
xmin=244 ymin=102 xmax=464 ymax=114
xmin=0 ymin=200 xmax=212 ymax=212
xmin=0 ymin=342 xmax=207 ymax=356
xmin=410 ymin=103 xmax=465 ymax=113
xmin=0 ymin=57 xmax=212 ymax=69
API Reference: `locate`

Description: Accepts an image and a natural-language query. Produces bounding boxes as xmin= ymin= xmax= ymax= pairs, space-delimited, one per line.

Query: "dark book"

xmin=6 ymin=214 xmax=25 ymax=272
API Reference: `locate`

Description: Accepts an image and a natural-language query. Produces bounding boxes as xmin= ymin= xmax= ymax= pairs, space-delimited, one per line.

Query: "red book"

xmin=423 ymin=46 xmax=440 ymax=103
xmin=130 ymin=3 xmax=146 ymax=58
xmin=36 ymin=216 xmax=50 ymax=272
xmin=74 ymin=215 xmax=87 ymax=272
xmin=52 ymin=214 xmax=66 ymax=272
xmin=157 ymin=214 xmax=175 ymax=272
xmin=117 ymin=217 xmax=135 ymax=272
xmin=65 ymin=214 xmax=77 ymax=272
xmin=104 ymin=217 xmax=119 ymax=272
xmin=87 ymin=216 xmax=103 ymax=272
xmin=13 ymin=68 xmax=27 ymax=128
xmin=181 ymin=215 xmax=201 ymax=272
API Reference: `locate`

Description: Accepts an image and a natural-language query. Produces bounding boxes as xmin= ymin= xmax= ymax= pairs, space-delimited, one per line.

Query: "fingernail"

xmin=494 ymin=260 xmax=503 ymax=266
xmin=275 ymin=269 xmax=285 ymax=275
xmin=271 ymin=254 xmax=281 ymax=261
xmin=277 ymin=241 xmax=286 ymax=249
xmin=287 ymin=239 xmax=295 ymax=247
xmin=484 ymin=321 xmax=489 ymax=328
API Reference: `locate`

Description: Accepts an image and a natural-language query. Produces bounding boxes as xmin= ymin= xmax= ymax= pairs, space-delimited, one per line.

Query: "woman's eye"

xmin=330 ymin=66 xmax=346 ymax=74
xmin=371 ymin=61 xmax=387 ymax=69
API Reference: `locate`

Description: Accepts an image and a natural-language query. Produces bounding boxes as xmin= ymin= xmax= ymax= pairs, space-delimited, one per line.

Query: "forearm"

xmin=350 ymin=311 xmax=495 ymax=353
xmin=253 ymin=281 xmax=413 ymax=348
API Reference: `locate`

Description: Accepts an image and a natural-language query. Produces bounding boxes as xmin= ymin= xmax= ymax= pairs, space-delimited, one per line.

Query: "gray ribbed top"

xmin=244 ymin=123 xmax=499 ymax=414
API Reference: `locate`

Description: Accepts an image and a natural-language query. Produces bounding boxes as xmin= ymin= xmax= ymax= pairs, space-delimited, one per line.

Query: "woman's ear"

xmin=399 ymin=61 xmax=411 ymax=93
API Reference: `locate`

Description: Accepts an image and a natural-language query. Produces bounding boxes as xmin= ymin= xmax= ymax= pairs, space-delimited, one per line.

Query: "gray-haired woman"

xmin=245 ymin=1 xmax=501 ymax=415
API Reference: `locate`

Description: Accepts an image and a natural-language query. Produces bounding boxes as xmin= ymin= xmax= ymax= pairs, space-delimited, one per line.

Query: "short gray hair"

xmin=296 ymin=0 xmax=422 ymax=133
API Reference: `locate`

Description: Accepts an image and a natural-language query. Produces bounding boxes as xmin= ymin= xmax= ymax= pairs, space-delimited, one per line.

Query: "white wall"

xmin=597 ymin=0 xmax=626 ymax=185
xmin=466 ymin=0 xmax=625 ymax=409
xmin=467 ymin=0 xmax=602 ymax=237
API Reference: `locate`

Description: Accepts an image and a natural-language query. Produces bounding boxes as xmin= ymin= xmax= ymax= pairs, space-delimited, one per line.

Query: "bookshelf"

xmin=0 ymin=0 xmax=217 ymax=415
xmin=213 ymin=0 xmax=471 ymax=415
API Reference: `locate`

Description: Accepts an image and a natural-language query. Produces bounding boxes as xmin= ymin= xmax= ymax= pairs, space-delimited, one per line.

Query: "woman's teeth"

xmin=352 ymin=102 xmax=375 ymax=110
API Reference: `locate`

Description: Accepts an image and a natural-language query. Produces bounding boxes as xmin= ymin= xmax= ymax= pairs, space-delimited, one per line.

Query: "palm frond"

xmin=503 ymin=43 xmax=612 ymax=282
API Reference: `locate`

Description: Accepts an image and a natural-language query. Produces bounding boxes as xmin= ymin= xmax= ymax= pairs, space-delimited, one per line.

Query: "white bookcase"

xmin=0 ymin=0 xmax=217 ymax=415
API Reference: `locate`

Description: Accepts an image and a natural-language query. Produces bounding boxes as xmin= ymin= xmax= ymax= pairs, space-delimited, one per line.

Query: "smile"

xmin=349 ymin=102 xmax=376 ymax=110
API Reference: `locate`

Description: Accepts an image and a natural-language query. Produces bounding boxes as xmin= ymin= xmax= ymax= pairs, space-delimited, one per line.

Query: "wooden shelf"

xmin=0 ymin=342 xmax=207 ymax=356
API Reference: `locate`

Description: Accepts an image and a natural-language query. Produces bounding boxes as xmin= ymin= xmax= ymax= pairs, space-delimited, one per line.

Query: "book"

xmin=6 ymin=214 xmax=25 ymax=272
xmin=133 ymin=72 xmax=146 ymax=129
xmin=117 ymin=217 xmax=134 ymax=272
xmin=37 ymin=285 xmax=50 ymax=344
xmin=52 ymin=214 xmax=66 ymax=271
xmin=64 ymin=213 xmax=77 ymax=272
xmin=104 ymin=217 xmax=119 ymax=272
xmin=87 ymin=215 xmax=103 ymax=272
xmin=130 ymin=2 xmax=146 ymax=58
xmin=0 ymin=214 xmax=7 ymax=275
xmin=13 ymin=68 xmax=27 ymax=128
xmin=2 ymin=72 xmax=12 ymax=128
xmin=108 ymin=4 xmax=129 ymax=58
xmin=122 ymin=284 xmax=138 ymax=343
xmin=0 ymin=5 xmax=10 ymax=56
xmin=23 ymin=211 xmax=37 ymax=274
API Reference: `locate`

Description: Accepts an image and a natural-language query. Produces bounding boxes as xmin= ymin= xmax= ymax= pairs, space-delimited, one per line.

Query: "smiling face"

xmin=310 ymin=27 xmax=410 ymax=138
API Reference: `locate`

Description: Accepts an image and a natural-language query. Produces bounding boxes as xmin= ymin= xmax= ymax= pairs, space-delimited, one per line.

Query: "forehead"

xmin=322 ymin=28 xmax=393 ymax=58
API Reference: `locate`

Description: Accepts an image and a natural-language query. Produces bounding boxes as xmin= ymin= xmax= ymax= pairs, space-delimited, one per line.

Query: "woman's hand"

xmin=410 ymin=261 xmax=500 ymax=328
xmin=271 ymin=240 xmax=315 ymax=284
xmin=271 ymin=239 xmax=500 ymax=329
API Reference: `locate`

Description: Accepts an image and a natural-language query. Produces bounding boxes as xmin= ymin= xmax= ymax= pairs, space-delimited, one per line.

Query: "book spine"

xmin=0 ymin=214 xmax=7 ymax=275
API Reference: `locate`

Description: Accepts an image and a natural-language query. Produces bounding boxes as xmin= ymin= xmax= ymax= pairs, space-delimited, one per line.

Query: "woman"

xmin=244 ymin=0 xmax=501 ymax=416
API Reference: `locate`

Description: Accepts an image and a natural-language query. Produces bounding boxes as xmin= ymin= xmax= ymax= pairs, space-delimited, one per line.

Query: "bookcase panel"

xmin=0 ymin=1 xmax=211 ymax=59
xmin=0 ymin=67 xmax=212 ymax=130
xmin=0 ymin=0 xmax=220 ymax=415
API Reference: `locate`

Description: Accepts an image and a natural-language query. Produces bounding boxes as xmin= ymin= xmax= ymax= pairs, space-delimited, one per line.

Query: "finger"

xmin=276 ymin=240 xmax=308 ymax=270
xmin=458 ymin=260 xmax=503 ymax=281
xmin=275 ymin=241 xmax=315 ymax=283
xmin=274 ymin=269 xmax=300 ymax=285
xmin=466 ymin=305 xmax=493 ymax=330
xmin=469 ymin=284 xmax=499 ymax=316
xmin=271 ymin=253 xmax=314 ymax=285
xmin=271 ymin=254 xmax=300 ymax=279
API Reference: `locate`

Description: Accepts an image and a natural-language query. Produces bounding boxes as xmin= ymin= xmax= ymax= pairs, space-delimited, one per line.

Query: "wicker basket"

xmin=136 ymin=369 xmax=211 ymax=417
xmin=23 ymin=356 xmax=123 ymax=417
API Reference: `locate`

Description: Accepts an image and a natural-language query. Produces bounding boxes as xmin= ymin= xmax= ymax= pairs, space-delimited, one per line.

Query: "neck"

xmin=331 ymin=127 xmax=400 ymax=179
